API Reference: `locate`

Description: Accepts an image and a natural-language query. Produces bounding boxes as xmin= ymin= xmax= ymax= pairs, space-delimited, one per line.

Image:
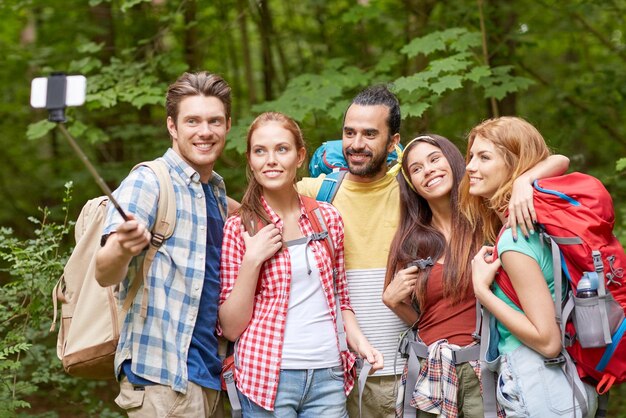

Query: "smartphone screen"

xmin=30 ymin=75 xmax=87 ymax=108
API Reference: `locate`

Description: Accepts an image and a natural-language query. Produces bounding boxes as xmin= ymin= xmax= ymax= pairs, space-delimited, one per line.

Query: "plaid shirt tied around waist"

xmin=219 ymin=195 xmax=356 ymax=411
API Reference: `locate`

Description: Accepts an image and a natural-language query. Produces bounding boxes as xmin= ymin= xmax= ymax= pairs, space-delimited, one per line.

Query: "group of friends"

xmin=94 ymin=71 xmax=599 ymax=417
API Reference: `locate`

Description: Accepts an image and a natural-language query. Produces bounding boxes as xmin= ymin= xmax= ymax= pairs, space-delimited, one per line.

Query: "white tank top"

xmin=280 ymin=241 xmax=341 ymax=369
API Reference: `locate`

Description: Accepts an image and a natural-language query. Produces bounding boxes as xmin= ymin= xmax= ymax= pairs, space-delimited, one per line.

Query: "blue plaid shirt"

xmin=102 ymin=148 xmax=227 ymax=393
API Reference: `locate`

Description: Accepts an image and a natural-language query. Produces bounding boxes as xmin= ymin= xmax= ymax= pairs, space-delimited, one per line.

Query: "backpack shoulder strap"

xmin=123 ymin=159 xmax=177 ymax=319
xmin=315 ymin=170 xmax=346 ymax=203
xmin=301 ymin=195 xmax=348 ymax=353
xmin=301 ymin=195 xmax=334 ymax=259
xmin=493 ymin=227 xmax=522 ymax=309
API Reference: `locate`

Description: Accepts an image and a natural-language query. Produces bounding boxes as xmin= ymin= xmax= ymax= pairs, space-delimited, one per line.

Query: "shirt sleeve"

xmin=497 ymin=227 xmax=542 ymax=265
xmin=296 ymin=176 xmax=323 ymax=199
xmin=219 ymin=215 xmax=245 ymax=306
xmin=102 ymin=166 xmax=159 ymax=237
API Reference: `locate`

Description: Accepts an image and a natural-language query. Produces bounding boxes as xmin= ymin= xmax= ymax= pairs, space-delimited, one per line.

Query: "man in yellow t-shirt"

xmin=298 ymin=85 xmax=405 ymax=418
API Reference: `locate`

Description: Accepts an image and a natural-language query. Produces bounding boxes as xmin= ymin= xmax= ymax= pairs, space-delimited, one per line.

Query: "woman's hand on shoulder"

xmin=508 ymin=176 xmax=536 ymax=241
xmin=383 ymin=265 xmax=418 ymax=309
xmin=241 ymin=223 xmax=282 ymax=266
xmin=471 ymin=246 xmax=501 ymax=301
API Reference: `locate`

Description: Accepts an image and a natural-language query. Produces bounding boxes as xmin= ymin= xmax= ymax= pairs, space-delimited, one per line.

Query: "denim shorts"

xmin=238 ymin=366 xmax=348 ymax=417
xmin=488 ymin=345 xmax=597 ymax=418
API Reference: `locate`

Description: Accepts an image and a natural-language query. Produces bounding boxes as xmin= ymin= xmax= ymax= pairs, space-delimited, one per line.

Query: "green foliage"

xmin=2 ymin=0 xmax=626 ymax=414
xmin=394 ymin=28 xmax=534 ymax=117
xmin=0 ymin=183 xmax=123 ymax=417
xmin=0 ymin=183 xmax=72 ymax=414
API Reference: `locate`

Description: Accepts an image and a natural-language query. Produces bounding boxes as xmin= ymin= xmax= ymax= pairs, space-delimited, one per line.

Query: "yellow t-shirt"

xmin=297 ymin=173 xmax=400 ymax=270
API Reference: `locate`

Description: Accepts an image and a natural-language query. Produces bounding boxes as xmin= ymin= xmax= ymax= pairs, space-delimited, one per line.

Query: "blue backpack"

xmin=309 ymin=139 xmax=402 ymax=203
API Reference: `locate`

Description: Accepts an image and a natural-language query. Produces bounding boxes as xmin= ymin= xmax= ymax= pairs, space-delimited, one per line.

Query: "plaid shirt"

xmin=219 ymin=196 xmax=356 ymax=411
xmin=395 ymin=340 xmax=505 ymax=418
xmin=102 ymin=148 xmax=227 ymax=393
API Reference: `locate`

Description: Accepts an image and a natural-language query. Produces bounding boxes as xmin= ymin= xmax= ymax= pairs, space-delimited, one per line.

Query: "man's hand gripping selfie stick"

xmin=44 ymin=74 xmax=129 ymax=221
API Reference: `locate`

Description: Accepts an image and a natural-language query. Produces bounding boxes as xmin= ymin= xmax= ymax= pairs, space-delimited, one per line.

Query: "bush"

xmin=0 ymin=183 xmax=121 ymax=417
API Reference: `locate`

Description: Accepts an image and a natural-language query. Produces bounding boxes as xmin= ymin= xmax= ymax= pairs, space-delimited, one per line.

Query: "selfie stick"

xmin=46 ymin=74 xmax=129 ymax=221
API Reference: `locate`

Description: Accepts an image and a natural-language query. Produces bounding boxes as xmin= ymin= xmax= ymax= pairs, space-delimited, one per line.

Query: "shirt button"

xmin=197 ymin=193 xmax=203 ymax=199
xmin=200 ymin=226 xmax=205 ymax=231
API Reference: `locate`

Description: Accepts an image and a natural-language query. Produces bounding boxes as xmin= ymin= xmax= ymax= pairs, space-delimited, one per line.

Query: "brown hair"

xmin=165 ymin=71 xmax=231 ymax=124
xmin=460 ymin=116 xmax=551 ymax=243
xmin=384 ymin=135 xmax=483 ymax=309
xmin=239 ymin=112 xmax=306 ymax=230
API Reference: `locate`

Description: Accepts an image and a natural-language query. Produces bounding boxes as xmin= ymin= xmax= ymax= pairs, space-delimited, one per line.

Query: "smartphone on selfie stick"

xmin=30 ymin=73 xmax=129 ymax=221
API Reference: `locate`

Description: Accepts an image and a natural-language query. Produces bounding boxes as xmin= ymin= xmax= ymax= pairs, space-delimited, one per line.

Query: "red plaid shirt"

xmin=219 ymin=195 xmax=356 ymax=411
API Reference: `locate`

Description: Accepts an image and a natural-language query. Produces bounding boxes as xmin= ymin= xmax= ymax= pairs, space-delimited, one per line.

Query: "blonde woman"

xmin=462 ymin=116 xmax=598 ymax=417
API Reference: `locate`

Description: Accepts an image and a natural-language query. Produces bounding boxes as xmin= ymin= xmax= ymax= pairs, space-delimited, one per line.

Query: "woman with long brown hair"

xmin=384 ymin=133 xmax=568 ymax=417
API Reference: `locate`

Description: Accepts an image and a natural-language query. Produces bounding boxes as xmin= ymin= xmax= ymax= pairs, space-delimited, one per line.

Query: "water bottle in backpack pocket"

xmin=573 ymin=272 xmax=625 ymax=349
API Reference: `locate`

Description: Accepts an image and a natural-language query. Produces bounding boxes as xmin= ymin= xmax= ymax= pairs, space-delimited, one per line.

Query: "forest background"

xmin=0 ymin=0 xmax=625 ymax=416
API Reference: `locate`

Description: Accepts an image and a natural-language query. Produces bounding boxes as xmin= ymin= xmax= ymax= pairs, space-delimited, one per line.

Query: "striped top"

xmin=347 ymin=268 xmax=407 ymax=375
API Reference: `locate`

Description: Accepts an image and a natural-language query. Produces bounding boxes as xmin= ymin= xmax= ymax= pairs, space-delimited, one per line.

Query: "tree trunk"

xmin=184 ymin=0 xmax=201 ymax=71
xmin=403 ymin=0 xmax=437 ymax=133
xmin=237 ymin=0 xmax=257 ymax=105
xmin=255 ymin=0 xmax=275 ymax=101
xmin=219 ymin=0 xmax=242 ymax=118
xmin=483 ymin=0 xmax=517 ymax=116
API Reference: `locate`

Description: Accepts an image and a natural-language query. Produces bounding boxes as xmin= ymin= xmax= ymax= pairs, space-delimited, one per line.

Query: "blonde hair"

xmin=460 ymin=116 xmax=551 ymax=243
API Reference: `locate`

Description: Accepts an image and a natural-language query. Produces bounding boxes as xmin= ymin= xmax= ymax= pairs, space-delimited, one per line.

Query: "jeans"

xmin=238 ymin=366 xmax=348 ymax=417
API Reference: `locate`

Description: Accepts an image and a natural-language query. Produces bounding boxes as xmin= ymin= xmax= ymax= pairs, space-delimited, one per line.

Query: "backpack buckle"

xmin=151 ymin=233 xmax=165 ymax=248
xmin=543 ymin=354 xmax=566 ymax=366
xmin=310 ymin=231 xmax=329 ymax=242
xmin=407 ymin=257 xmax=434 ymax=270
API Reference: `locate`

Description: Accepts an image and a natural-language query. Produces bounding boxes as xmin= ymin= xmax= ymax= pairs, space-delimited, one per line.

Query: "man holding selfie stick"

xmin=95 ymin=71 xmax=232 ymax=417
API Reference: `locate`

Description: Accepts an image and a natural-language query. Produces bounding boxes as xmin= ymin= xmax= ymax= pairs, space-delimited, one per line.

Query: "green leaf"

xmin=393 ymin=72 xmax=435 ymax=93
xmin=68 ymin=57 xmax=102 ymax=74
xmin=120 ymin=0 xmax=150 ymax=13
xmin=483 ymin=75 xmax=534 ymax=100
xmin=401 ymin=28 xmax=472 ymax=58
xmin=428 ymin=52 xmax=472 ymax=74
xmin=402 ymin=101 xmax=431 ymax=118
xmin=466 ymin=65 xmax=491 ymax=82
xmin=616 ymin=158 xmax=626 ymax=172
xmin=26 ymin=120 xmax=55 ymax=141
xmin=429 ymin=75 xmax=464 ymax=95
xmin=449 ymin=31 xmax=482 ymax=52
xmin=67 ymin=120 xmax=88 ymax=138
xmin=77 ymin=41 xmax=104 ymax=55
xmin=401 ymin=33 xmax=447 ymax=58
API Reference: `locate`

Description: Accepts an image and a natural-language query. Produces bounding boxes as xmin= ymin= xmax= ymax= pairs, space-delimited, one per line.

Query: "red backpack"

xmin=494 ymin=172 xmax=626 ymax=394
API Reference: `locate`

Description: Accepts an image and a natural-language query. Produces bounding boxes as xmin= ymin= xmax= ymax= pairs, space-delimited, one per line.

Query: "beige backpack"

xmin=51 ymin=160 xmax=177 ymax=379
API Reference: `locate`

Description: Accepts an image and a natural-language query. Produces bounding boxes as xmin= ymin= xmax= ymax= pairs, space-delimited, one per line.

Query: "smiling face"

xmin=466 ymin=135 xmax=509 ymax=199
xmin=167 ymin=95 xmax=231 ymax=182
xmin=405 ymin=141 xmax=454 ymax=203
xmin=342 ymin=104 xmax=399 ymax=182
xmin=248 ymin=121 xmax=306 ymax=193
